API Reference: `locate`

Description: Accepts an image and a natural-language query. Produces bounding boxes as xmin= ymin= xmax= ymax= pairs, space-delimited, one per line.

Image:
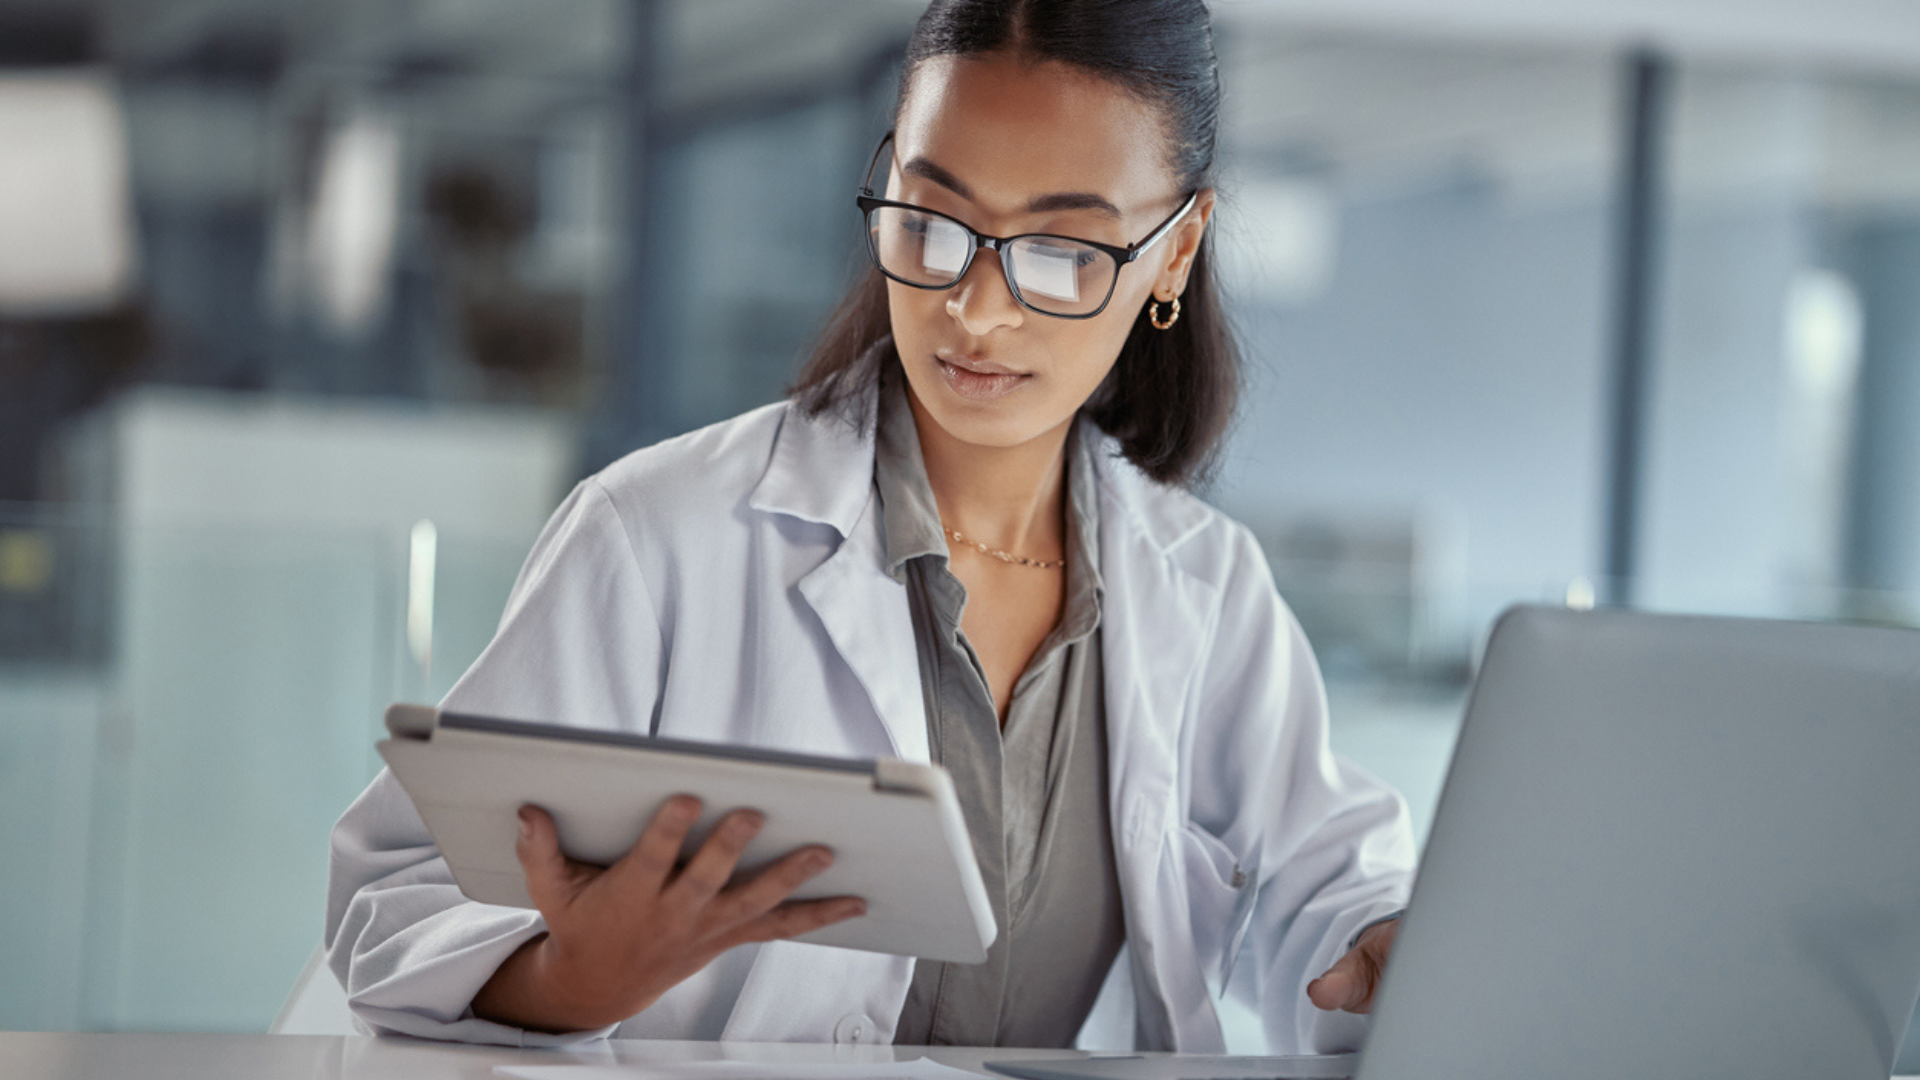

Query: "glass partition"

xmin=0 ymin=501 xmax=529 ymax=1032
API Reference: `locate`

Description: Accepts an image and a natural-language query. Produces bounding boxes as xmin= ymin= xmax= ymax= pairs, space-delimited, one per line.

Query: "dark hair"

xmin=788 ymin=0 xmax=1240 ymax=488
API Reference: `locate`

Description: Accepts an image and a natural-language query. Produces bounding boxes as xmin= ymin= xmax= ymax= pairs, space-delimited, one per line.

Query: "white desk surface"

xmin=0 ymin=1033 xmax=1085 ymax=1080
xmin=4 ymin=1033 xmax=1916 ymax=1080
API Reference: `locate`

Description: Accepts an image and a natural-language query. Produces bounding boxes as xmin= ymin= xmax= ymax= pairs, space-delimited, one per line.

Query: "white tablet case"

xmin=378 ymin=704 xmax=997 ymax=964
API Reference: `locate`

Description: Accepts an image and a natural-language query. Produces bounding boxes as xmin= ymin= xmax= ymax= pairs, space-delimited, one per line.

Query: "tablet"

xmin=377 ymin=703 xmax=997 ymax=964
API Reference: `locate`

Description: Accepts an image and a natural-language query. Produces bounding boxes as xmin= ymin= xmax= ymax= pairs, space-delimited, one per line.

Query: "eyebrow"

xmin=901 ymin=155 xmax=1124 ymax=222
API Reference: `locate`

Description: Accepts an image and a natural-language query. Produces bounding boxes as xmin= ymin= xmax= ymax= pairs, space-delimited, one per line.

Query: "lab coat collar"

xmin=746 ymin=337 xmax=892 ymax=537
xmin=746 ymin=396 xmax=879 ymax=538
xmin=1083 ymin=432 xmax=1212 ymax=558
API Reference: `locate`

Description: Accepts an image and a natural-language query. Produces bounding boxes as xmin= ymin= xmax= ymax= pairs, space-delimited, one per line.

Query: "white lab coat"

xmin=324 ymin=384 xmax=1414 ymax=1053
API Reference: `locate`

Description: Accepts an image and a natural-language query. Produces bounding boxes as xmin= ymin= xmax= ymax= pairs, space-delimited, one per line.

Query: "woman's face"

xmin=884 ymin=51 xmax=1215 ymax=453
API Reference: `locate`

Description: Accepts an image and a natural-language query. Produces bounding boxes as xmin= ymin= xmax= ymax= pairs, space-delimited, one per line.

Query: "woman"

xmin=325 ymin=0 xmax=1413 ymax=1053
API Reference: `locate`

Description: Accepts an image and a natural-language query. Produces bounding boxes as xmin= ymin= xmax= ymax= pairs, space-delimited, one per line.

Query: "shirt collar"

xmin=872 ymin=373 xmax=1104 ymax=636
xmin=874 ymin=372 xmax=952 ymax=580
xmin=1062 ymin=408 xmax=1105 ymax=638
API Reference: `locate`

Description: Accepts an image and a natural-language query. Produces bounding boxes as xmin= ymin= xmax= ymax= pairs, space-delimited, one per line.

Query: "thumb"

xmin=514 ymin=804 xmax=578 ymax=912
xmin=1307 ymin=949 xmax=1375 ymax=1013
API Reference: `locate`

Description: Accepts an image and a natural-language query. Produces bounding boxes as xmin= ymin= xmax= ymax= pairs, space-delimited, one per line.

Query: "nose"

xmin=946 ymin=247 xmax=1025 ymax=336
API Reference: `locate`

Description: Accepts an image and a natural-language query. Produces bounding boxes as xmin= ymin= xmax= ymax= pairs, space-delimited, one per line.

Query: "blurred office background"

xmin=0 ymin=0 xmax=1916 ymax=1057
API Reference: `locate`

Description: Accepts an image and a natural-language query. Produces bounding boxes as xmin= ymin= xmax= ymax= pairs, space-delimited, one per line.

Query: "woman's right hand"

xmin=470 ymin=795 xmax=866 ymax=1033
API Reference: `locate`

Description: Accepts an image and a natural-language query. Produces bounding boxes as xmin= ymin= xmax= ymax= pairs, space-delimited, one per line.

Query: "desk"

xmin=0 ymin=1033 xmax=1084 ymax=1080
xmin=6 ymin=1034 xmax=1918 ymax=1080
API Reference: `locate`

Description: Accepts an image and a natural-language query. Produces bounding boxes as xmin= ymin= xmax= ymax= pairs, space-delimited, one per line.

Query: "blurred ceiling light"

xmin=1784 ymin=267 xmax=1863 ymax=400
xmin=1216 ymin=176 xmax=1340 ymax=306
xmin=0 ymin=70 xmax=138 ymax=315
xmin=303 ymin=111 xmax=402 ymax=337
xmin=1565 ymin=576 xmax=1597 ymax=611
xmin=1780 ymin=268 xmax=1864 ymax=593
xmin=408 ymin=518 xmax=437 ymax=678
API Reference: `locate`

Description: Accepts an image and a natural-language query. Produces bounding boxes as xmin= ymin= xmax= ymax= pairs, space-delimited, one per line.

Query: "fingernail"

xmin=840 ymin=899 xmax=866 ymax=918
xmin=735 ymin=811 xmax=765 ymax=835
xmin=517 ymin=807 xmax=532 ymax=839
xmin=807 ymin=850 xmax=833 ymax=873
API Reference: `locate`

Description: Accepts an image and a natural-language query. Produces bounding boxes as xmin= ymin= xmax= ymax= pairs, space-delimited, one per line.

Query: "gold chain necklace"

xmin=942 ymin=523 xmax=1065 ymax=569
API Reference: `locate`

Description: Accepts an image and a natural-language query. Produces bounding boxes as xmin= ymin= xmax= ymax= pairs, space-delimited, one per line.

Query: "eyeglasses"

xmin=855 ymin=129 xmax=1198 ymax=320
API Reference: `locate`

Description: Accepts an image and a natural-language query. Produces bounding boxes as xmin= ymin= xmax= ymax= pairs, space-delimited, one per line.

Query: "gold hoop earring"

xmin=1148 ymin=295 xmax=1181 ymax=331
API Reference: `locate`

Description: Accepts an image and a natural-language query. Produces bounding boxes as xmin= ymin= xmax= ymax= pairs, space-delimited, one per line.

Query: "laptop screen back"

xmin=1357 ymin=606 xmax=1920 ymax=1080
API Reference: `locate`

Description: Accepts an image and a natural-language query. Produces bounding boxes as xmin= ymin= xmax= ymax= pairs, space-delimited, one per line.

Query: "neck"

xmin=905 ymin=386 xmax=1070 ymax=560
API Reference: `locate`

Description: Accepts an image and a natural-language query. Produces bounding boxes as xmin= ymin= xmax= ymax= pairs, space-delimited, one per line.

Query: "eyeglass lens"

xmin=867 ymin=205 xmax=1116 ymax=317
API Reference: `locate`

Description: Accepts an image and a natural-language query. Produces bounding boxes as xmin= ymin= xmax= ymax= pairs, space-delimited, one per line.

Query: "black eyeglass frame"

xmin=855 ymin=129 xmax=1200 ymax=320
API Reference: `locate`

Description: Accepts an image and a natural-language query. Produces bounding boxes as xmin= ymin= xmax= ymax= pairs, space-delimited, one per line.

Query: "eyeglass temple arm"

xmin=1123 ymin=189 xmax=1202 ymax=263
xmin=861 ymin=129 xmax=896 ymax=196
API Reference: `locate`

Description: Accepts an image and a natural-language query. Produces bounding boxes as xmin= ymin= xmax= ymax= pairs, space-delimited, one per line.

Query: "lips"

xmin=936 ymin=351 xmax=1024 ymax=377
xmin=935 ymin=351 xmax=1030 ymax=401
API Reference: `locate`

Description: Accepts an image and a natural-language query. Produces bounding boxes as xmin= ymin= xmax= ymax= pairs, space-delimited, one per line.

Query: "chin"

xmin=924 ymin=399 xmax=1049 ymax=449
xmin=906 ymin=371 xmax=1066 ymax=450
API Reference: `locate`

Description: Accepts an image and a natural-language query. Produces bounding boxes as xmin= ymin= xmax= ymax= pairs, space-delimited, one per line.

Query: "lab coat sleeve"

xmin=324 ymin=478 xmax=663 ymax=1045
xmin=1186 ymin=521 xmax=1416 ymax=1055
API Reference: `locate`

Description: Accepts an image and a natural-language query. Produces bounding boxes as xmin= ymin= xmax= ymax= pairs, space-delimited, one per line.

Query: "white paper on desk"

xmin=495 ymin=1055 xmax=987 ymax=1080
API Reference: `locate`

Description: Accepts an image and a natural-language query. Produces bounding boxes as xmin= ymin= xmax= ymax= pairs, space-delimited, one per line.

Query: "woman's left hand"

xmin=1306 ymin=918 xmax=1399 ymax=1014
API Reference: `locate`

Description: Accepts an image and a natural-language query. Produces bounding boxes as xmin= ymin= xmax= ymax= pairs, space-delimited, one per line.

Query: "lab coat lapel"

xmin=730 ymin=394 xmax=928 ymax=1042
xmin=794 ymin=503 xmax=931 ymax=764
xmin=1091 ymin=428 xmax=1227 ymax=1051
xmin=747 ymin=397 xmax=931 ymax=766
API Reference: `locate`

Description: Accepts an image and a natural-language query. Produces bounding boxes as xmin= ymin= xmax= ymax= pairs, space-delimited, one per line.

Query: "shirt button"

xmin=833 ymin=1013 xmax=876 ymax=1044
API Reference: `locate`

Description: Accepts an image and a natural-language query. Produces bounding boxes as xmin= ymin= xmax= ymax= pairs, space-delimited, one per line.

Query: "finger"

xmin=1344 ymin=921 xmax=1397 ymax=1013
xmin=515 ymin=804 xmax=588 ymax=913
xmin=706 ymin=844 xmax=835 ymax=929
xmin=604 ymin=794 xmax=702 ymax=894
xmin=1306 ymin=948 xmax=1378 ymax=1013
xmin=665 ymin=808 xmax=765 ymax=904
xmin=720 ymin=895 xmax=867 ymax=950
xmin=1305 ymin=968 xmax=1361 ymax=1012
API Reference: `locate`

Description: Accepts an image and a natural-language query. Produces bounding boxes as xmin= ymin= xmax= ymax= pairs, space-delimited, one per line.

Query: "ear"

xmin=1154 ymin=189 xmax=1216 ymax=300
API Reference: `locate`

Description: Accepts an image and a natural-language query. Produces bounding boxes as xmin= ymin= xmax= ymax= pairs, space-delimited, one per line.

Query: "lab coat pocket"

xmin=1173 ymin=821 xmax=1261 ymax=996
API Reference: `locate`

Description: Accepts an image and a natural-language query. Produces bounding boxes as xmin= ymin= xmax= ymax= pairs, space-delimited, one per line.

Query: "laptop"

xmin=989 ymin=605 xmax=1920 ymax=1080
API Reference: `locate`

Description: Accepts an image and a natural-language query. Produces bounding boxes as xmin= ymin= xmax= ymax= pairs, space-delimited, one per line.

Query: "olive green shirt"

xmin=873 ymin=375 xmax=1126 ymax=1048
